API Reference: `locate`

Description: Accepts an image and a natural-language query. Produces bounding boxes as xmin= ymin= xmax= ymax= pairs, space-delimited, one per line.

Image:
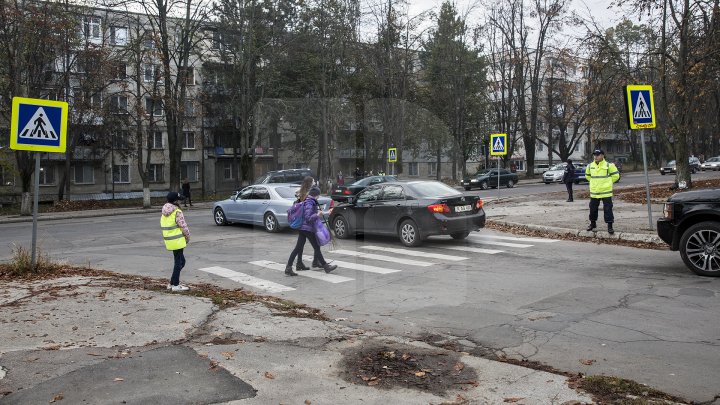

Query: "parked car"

xmin=701 ymin=157 xmax=720 ymax=171
xmin=254 ymin=168 xmax=314 ymax=185
xmin=543 ymin=163 xmax=567 ymax=184
xmin=573 ymin=163 xmax=589 ymax=184
xmin=660 ymin=157 xmax=700 ymax=175
xmin=462 ymin=168 xmax=518 ymax=190
xmin=213 ymin=183 xmax=333 ymax=232
xmin=329 ymin=181 xmax=485 ymax=247
xmin=657 ymin=188 xmax=720 ymax=277
xmin=533 ymin=163 xmax=550 ymax=175
xmin=331 ymin=175 xmax=398 ymax=202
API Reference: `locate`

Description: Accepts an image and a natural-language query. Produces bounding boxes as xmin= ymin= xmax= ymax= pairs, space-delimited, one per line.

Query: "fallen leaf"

xmin=208 ymin=360 xmax=219 ymax=370
xmin=503 ymin=398 xmax=525 ymax=403
xmin=367 ymin=379 xmax=380 ymax=386
xmin=113 ymin=377 xmax=124 ymax=382
xmin=401 ymin=353 xmax=411 ymax=361
xmin=264 ymin=371 xmax=275 ymax=379
xmin=414 ymin=371 xmax=426 ymax=377
xmin=49 ymin=393 xmax=64 ymax=403
xmin=454 ymin=362 xmax=465 ymax=371
xmin=221 ymin=352 xmax=235 ymax=360
xmin=579 ymin=359 xmax=596 ymax=365
xmin=304 ymin=401 xmax=311 ymax=405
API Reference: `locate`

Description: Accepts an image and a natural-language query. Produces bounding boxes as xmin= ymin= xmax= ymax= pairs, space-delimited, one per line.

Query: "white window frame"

xmin=72 ymin=164 xmax=95 ymax=185
xmin=109 ymin=26 xmax=128 ymax=45
xmin=83 ymin=16 xmax=102 ymax=44
xmin=145 ymin=97 xmax=164 ymax=116
xmin=152 ymin=131 xmax=163 ymax=149
xmin=144 ymin=64 xmax=160 ymax=82
xmin=112 ymin=164 xmax=130 ymax=184
xmin=184 ymin=99 xmax=195 ymax=117
xmin=149 ymin=164 xmax=164 ymax=182
xmin=408 ymin=162 xmax=419 ymax=176
xmin=222 ymin=162 xmax=234 ymax=180
xmin=38 ymin=164 xmax=55 ymax=186
xmin=427 ymin=162 xmax=437 ymax=176
xmin=183 ymin=132 xmax=195 ymax=149
xmin=110 ymin=95 xmax=128 ymax=114
xmin=113 ymin=62 xmax=127 ymax=80
xmin=181 ymin=162 xmax=199 ymax=182
xmin=180 ymin=67 xmax=195 ymax=85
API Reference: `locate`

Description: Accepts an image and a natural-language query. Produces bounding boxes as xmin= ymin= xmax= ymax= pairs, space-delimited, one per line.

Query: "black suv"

xmin=254 ymin=169 xmax=314 ymax=185
xmin=657 ymin=188 xmax=720 ymax=276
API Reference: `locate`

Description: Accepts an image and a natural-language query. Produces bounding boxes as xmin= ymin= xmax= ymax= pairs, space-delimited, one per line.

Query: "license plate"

xmin=455 ymin=205 xmax=471 ymax=212
xmin=334 ymin=189 xmax=342 ymax=193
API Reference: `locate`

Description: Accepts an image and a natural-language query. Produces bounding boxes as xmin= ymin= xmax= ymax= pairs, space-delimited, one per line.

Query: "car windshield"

xmin=407 ymin=182 xmax=460 ymax=197
xmin=254 ymin=174 xmax=270 ymax=184
xmin=476 ymin=170 xmax=492 ymax=176
xmin=352 ymin=177 xmax=375 ymax=186
xmin=275 ymin=186 xmax=299 ymax=199
xmin=550 ymin=164 xmax=565 ymax=170
xmin=668 ymin=160 xmax=676 ymax=166
xmin=708 ymin=157 xmax=720 ymax=162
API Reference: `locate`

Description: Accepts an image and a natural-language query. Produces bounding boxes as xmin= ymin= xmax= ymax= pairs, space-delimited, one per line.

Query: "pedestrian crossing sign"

xmin=10 ymin=97 xmax=68 ymax=153
xmin=625 ymin=85 xmax=656 ymax=130
xmin=388 ymin=147 xmax=397 ymax=163
xmin=490 ymin=133 xmax=507 ymax=156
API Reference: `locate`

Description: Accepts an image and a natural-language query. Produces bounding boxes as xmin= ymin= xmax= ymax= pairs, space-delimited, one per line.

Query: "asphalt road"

xmin=0 ymin=207 xmax=718 ymax=402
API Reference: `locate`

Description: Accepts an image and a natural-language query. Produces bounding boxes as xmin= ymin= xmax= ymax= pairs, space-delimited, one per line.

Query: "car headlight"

xmin=471 ymin=179 xmax=478 ymax=183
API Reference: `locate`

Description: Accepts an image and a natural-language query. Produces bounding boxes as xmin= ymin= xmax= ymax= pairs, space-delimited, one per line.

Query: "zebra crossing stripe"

xmin=467 ymin=236 xmax=533 ymax=248
xmin=475 ymin=235 xmax=558 ymax=243
xmin=249 ymin=260 xmax=354 ymax=283
xmin=303 ymin=255 xmax=401 ymax=274
xmin=439 ymin=245 xmax=503 ymax=254
xmin=197 ymin=266 xmax=295 ymax=293
xmin=361 ymin=245 xmax=468 ymax=261
xmin=331 ymin=249 xmax=433 ymax=267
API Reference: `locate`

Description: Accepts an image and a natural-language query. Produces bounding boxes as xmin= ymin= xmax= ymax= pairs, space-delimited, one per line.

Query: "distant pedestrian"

xmin=285 ymin=186 xmax=337 ymax=275
xmin=337 ymin=171 xmax=345 ymax=186
xmin=181 ymin=177 xmax=193 ymax=207
xmin=161 ymin=192 xmax=191 ymax=292
xmin=585 ymin=149 xmax=620 ymax=234
xmin=562 ymin=159 xmax=575 ymax=202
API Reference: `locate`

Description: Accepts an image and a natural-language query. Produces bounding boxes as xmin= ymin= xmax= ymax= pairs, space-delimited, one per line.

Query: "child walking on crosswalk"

xmin=285 ymin=186 xmax=337 ymax=276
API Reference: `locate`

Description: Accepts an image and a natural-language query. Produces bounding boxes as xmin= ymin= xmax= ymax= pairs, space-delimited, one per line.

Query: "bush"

xmin=4 ymin=244 xmax=64 ymax=277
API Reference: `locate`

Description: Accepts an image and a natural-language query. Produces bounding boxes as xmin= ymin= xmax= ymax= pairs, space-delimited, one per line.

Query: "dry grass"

xmin=3 ymin=244 xmax=66 ymax=277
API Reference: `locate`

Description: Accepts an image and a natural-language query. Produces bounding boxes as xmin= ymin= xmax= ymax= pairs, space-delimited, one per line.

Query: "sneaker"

xmin=323 ymin=264 xmax=337 ymax=273
xmin=171 ymin=284 xmax=189 ymax=292
xmin=608 ymin=225 xmax=615 ymax=235
xmin=586 ymin=222 xmax=597 ymax=232
xmin=166 ymin=283 xmax=172 ymax=290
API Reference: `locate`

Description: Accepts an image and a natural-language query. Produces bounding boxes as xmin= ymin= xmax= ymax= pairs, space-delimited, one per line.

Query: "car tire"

xmin=506 ymin=180 xmax=515 ymax=188
xmin=450 ymin=231 xmax=470 ymax=240
xmin=332 ymin=215 xmax=352 ymax=239
xmin=214 ymin=207 xmax=227 ymax=226
xmin=263 ymin=213 xmax=279 ymax=233
xmin=679 ymin=221 xmax=720 ymax=277
xmin=398 ymin=219 xmax=422 ymax=247
xmin=480 ymin=181 xmax=489 ymax=190
xmin=660 ymin=171 xmax=666 ymax=175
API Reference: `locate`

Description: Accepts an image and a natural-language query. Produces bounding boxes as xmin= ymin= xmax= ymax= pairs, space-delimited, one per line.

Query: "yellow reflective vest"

xmin=161 ymin=207 xmax=187 ymax=251
xmin=585 ymin=159 xmax=620 ymax=198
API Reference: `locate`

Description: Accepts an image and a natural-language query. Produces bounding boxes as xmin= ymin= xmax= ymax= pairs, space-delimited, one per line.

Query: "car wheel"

xmin=660 ymin=171 xmax=666 ymax=175
xmin=450 ymin=231 xmax=469 ymax=240
xmin=464 ymin=187 xmax=471 ymax=191
xmin=480 ymin=181 xmax=489 ymax=190
xmin=506 ymin=180 xmax=515 ymax=188
xmin=398 ymin=219 xmax=422 ymax=247
xmin=679 ymin=221 xmax=720 ymax=277
xmin=214 ymin=207 xmax=227 ymax=226
xmin=333 ymin=215 xmax=352 ymax=239
xmin=264 ymin=213 xmax=279 ymax=233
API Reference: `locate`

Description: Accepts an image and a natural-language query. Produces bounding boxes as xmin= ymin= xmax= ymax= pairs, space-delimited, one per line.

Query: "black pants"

xmin=183 ymin=191 xmax=192 ymax=206
xmin=287 ymin=230 xmax=324 ymax=267
xmin=565 ymin=182 xmax=573 ymax=200
xmin=589 ymin=197 xmax=614 ymax=224
xmin=171 ymin=248 xmax=186 ymax=286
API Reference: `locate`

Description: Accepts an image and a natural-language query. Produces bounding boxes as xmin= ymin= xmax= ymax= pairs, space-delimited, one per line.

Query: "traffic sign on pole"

xmin=10 ymin=97 xmax=68 ymax=153
xmin=388 ymin=147 xmax=397 ymax=163
xmin=490 ymin=133 xmax=507 ymax=156
xmin=625 ymin=85 xmax=656 ymax=130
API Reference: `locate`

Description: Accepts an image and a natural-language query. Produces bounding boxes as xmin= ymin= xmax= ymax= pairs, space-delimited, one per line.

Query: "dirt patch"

xmin=569 ymin=375 xmax=689 ymax=404
xmin=340 ymin=341 xmax=477 ymax=396
xmin=580 ymin=178 xmax=720 ymax=204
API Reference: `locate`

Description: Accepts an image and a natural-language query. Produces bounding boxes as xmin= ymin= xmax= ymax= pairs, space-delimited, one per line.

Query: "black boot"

xmin=296 ymin=261 xmax=310 ymax=271
xmin=311 ymin=260 xmax=321 ymax=268
xmin=323 ymin=263 xmax=337 ymax=273
xmin=608 ymin=224 xmax=615 ymax=235
xmin=586 ymin=222 xmax=597 ymax=232
xmin=284 ymin=265 xmax=298 ymax=276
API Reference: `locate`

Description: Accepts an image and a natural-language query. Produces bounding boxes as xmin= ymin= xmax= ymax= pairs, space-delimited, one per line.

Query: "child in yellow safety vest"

xmin=161 ymin=192 xmax=191 ymax=292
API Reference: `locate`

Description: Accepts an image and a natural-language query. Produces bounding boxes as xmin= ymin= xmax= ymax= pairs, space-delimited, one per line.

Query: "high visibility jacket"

xmin=161 ymin=208 xmax=187 ymax=250
xmin=585 ymin=159 xmax=620 ymax=198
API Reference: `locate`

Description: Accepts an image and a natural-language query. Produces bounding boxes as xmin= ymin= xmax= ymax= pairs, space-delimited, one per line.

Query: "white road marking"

xmin=249 ymin=260 xmax=354 ymax=283
xmin=197 ymin=266 xmax=295 ymax=293
xmin=303 ymin=255 xmax=401 ymax=274
xmin=331 ymin=249 xmax=433 ymax=267
xmin=361 ymin=245 xmax=468 ymax=261
xmin=474 ymin=235 xmax=559 ymax=243
xmin=466 ymin=236 xmax=533 ymax=248
xmin=439 ymin=245 xmax=504 ymax=254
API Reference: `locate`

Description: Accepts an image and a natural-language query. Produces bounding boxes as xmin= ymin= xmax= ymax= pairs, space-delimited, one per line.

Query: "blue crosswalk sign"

xmin=10 ymin=97 xmax=68 ymax=153
xmin=625 ymin=85 xmax=656 ymax=129
xmin=490 ymin=133 xmax=507 ymax=156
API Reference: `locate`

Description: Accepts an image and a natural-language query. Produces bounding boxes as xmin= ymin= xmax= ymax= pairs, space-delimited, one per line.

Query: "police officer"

xmin=585 ymin=149 xmax=620 ymax=234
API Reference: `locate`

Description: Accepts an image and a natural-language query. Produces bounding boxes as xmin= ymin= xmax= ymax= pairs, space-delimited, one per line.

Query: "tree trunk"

xmin=21 ymin=192 xmax=31 ymax=216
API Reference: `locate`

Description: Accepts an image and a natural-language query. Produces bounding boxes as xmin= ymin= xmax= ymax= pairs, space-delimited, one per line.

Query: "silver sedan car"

xmin=212 ymin=183 xmax=333 ymax=232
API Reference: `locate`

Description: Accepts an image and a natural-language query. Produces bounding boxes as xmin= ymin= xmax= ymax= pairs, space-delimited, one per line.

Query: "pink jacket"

xmin=162 ymin=203 xmax=190 ymax=239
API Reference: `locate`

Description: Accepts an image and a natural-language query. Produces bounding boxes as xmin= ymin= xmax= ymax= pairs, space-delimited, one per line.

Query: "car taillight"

xmin=343 ymin=190 xmax=351 ymax=195
xmin=475 ymin=199 xmax=484 ymax=210
xmin=427 ymin=203 xmax=450 ymax=213
xmin=663 ymin=202 xmax=674 ymax=220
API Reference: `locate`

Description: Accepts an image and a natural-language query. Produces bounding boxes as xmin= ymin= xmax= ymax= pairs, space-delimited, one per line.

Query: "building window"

xmin=408 ymin=162 xmax=418 ymax=176
xmin=112 ymin=62 xmax=127 ymax=80
xmin=183 ymin=132 xmax=195 ymax=149
xmin=222 ymin=162 xmax=238 ymax=180
xmin=143 ymin=31 xmax=156 ymax=49
xmin=574 ymin=142 xmax=580 ymax=152
xmin=38 ymin=165 xmax=55 ymax=185
xmin=72 ymin=164 xmax=94 ymax=184
xmin=149 ymin=164 xmax=164 ymax=182
xmin=179 ymin=67 xmax=195 ymax=85
xmin=0 ymin=166 xmax=12 ymax=186
xmin=83 ymin=16 xmax=101 ymax=43
xmin=144 ymin=97 xmax=163 ymax=116
xmin=184 ymin=99 xmax=195 ymax=117
xmin=427 ymin=162 xmax=437 ymax=176
xmin=144 ymin=64 xmax=160 ymax=82
xmin=211 ymin=31 xmax=223 ymax=50
xmin=152 ymin=131 xmax=163 ymax=149
xmin=181 ymin=162 xmax=199 ymax=182
xmin=109 ymin=95 xmax=128 ymax=114
xmin=109 ymin=26 xmax=128 ymax=45
xmin=112 ymin=164 xmax=130 ymax=183
xmin=538 ymin=143 xmax=544 ymax=151
xmin=112 ymin=131 xmax=130 ymax=149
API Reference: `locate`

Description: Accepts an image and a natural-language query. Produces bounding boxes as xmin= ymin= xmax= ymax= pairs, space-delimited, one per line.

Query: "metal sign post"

xmin=489 ymin=134 xmax=507 ymax=200
xmin=625 ymin=85 xmax=656 ymax=230
xmin=31 ymin=153 xmax=40 ymax=267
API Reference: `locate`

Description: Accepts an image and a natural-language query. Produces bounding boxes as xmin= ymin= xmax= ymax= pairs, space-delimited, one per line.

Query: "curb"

xmin=494 ymin=220 xmax=664 ymax=244
xmin=0 ymin=205 xmax=211 ymax=225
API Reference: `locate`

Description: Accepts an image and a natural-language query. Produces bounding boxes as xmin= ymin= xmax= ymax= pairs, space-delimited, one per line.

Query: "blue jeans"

xmin=171 ymin=248 xmax=186 ymax=286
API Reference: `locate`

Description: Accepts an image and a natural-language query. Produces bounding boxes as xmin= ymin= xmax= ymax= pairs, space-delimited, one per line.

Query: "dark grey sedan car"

xmin=462 ymin=169 xmax=518 ymax=190
xmin=329 ymin=181 xmax=485 ymax=247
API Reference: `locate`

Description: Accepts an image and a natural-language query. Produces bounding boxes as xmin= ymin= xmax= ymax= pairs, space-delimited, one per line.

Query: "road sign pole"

xmin=497 ymin=156 xmax=500 ymax=199
xmin=31 ymin=152 xmax=40 ymax=268
xmin=640 ymin=130 xmax=653 ymax=229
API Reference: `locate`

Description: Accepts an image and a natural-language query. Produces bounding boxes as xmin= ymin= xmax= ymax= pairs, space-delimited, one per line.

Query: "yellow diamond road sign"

xmin=388 ymin=147 xmax=397 ymax=163
xmin=10 ymin=97 xmax=68 ymax=153
xmin=625 ymin=85 xmax=656 ymax=130
xmin=490 ymin=133 xmax=507 ymax=156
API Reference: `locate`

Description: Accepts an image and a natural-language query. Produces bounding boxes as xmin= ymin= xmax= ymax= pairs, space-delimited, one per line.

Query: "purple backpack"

xmin=287 ymin=201 xmax=305 ymax=229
